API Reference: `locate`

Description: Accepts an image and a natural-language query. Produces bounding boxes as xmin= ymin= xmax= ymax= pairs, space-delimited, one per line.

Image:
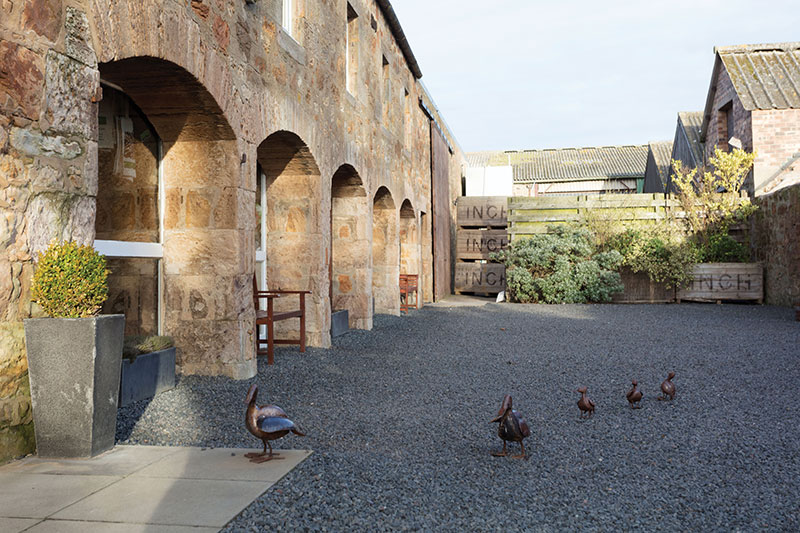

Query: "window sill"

xmin=278 ymin=29 xmax=305 ymax=65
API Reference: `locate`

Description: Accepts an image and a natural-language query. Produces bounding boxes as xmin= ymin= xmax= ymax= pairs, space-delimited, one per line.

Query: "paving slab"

xmin=132 ymin=448 xmax=312 ymax=482
xmin=0 ymin=518 xmax=42 ymax=533
xmin=0 ymin=445 xmax=311 ymax=531
xmin=24 ymin=520 xmax=218 ymax=532
xmin=51 ymin=476 xmax=272 ymax=528
xmin=3 ymin=446 xmax=181 ymax=476
xmin=0 ymin=473 xmax=119 ymax=519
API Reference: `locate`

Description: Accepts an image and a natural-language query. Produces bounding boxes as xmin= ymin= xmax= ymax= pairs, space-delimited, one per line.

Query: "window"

xmin=346 ymin=3 xmax=358 ymax=95
xmin=282 ymin=0 xmax=293 ymax=37
xmin=719 ymin=101 xmax=733 ymax=152
xmin=382 ymin=55 xmax=390 ymax=124
xmin=403 ymin=88 xmax=410 ymax=147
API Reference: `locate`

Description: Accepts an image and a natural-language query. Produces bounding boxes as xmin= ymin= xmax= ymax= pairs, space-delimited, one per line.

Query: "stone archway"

xmin=256 ymin=131 xmax=327 ymax=347
xmin=399 ymin=199 xmax=420 ymax=280
xmin=97 ymin=57 xmax=253 ymax=379
xmin=372 ymin=186 xmax=399 ymax=315
xmin=331 ymin=165 xmax=371 ymax=329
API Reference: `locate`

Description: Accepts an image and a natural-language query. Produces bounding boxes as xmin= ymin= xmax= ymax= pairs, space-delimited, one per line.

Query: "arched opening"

xmin=372 ymin=187 xmax=399 ymax=315
xmin=331 ymin=165 xmax=371 ymax=329
xmin=256 ymin=131 xmax=327 ymax=347
xmin=399 ymin=199 xmax=420 ymax=287
xmin=96 ymin=57 xmax=251 ymax=378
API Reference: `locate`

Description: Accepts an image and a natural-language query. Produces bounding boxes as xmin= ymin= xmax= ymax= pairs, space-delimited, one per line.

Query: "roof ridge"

xmin=715 ymin=42 xmax=800 ymax=54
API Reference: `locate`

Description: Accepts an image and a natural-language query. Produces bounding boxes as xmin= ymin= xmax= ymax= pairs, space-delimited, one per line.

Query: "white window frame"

xmin=94 ymin=135 xmax=165 ymax=335
xmin=282 ymin=0 xmax=294 ymax=37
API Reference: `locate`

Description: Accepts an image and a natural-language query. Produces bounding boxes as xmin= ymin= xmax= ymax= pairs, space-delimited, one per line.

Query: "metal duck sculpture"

xmin=490 ymin=394 xmax=531 ymax=459
xmin=659 ymin=372 xmax=676 ymax=401
xmin=244 ymin=384 xmax=305 ymax=463
xmin=577 ymin=387 xmax=595 ymax=418
xmin=626 ymin=380 xmax=643 ymax=409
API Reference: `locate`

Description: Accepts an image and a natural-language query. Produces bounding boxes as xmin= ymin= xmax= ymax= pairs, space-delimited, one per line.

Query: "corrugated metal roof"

xmin=716 ymin=43 xmax=800 ymax=110
xmin=466 ymin=145 xmax=648 ymax=183
xmin=648 ymin=141 xmax=673 ymax=188
xmin=677 ymin=111 xmax=704 ymax=166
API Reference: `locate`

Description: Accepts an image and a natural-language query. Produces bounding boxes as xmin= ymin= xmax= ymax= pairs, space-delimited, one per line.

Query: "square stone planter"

xmin=119 ymin=347 xmax=176 ymax=407
xmin=24 ymin=314 xmax=125 ymax=458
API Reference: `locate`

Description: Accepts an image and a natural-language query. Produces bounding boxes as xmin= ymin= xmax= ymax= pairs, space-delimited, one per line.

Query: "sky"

xmin=390 ymin=0 xmax=799 ymax=153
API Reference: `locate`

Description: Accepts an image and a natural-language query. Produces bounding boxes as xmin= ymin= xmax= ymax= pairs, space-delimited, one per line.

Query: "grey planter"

xmin=119 ymin=347 xmax=176 ymax=407
xmin=24 ymin=314 xmax=125 ymax=458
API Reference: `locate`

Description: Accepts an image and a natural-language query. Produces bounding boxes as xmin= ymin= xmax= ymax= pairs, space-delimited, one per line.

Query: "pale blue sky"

xmin=390 ymin=0 xmax=799 ymax=153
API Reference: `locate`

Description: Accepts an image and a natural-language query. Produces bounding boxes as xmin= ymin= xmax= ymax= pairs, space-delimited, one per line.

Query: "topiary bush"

xmin=492 ymin=226 xmax=623 ymax=303
xmin=31 ymin=241 xmax=109 ymax=318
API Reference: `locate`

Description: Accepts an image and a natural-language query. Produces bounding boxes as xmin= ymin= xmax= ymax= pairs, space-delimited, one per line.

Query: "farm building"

xmin=700 ymin=42 xmax=800 ymax=195
xmin=642 ymin=141 xmax=673 ymax=194
xmin=466 ymin=145 xmax=649 ymax=197
xmin=0 ymin=0 xmax=464 ymax=461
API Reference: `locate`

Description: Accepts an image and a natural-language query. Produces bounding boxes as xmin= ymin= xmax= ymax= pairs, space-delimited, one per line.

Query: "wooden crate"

xmin=612 ymin=269 xmax=675 ymax=303
xmin=676 ymin=263 xmax=763 ymax=303
xmin=454 ymin=263 xmax=506 ymax=294
xmin=457 ymin=196 xmax=508 ymax=228
xmin=456 ymin=229 xmax=509 ymax=261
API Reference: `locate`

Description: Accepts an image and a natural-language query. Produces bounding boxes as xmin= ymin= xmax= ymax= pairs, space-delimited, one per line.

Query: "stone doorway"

xmin=256 ymin=131 xmax=327 ymax=347
xmin=399 ymin=199 xmax=420 ymax=288
xmin=97 ymin=57 xmax=251 ymax=378
xmin=331 ymin=165 xmax=371 ymax=329
xmin=372 ymin=186 xmax=399 ymax=315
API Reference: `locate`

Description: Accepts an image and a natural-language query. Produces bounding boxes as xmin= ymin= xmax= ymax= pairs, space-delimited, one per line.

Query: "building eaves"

xmin=677 ymin=111 xmax=704 ymax=167
xmin=376 ymin=0 xmax=422 ymax=79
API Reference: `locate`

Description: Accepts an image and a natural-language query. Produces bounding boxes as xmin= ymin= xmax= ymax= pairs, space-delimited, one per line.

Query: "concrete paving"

xmin=0 ymin=445 xmax=311 ymax=533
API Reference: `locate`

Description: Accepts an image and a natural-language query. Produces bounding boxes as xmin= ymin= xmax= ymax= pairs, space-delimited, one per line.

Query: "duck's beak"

xmin=490 ymin=414 xmax=502 ymax=423
xmin=245 ymin=384 xmax=257 ymax=405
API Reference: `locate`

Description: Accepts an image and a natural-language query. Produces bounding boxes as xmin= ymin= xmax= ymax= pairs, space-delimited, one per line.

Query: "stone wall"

xmin=752 ymin=183 xmax=800 ymax=307
xmin=704 ymin=63 xmax=753 ymax=169
xmin=0 ymin=0 xmax=466 ymax=462
xmin=752 ymin=109 xmax=800 ymax=194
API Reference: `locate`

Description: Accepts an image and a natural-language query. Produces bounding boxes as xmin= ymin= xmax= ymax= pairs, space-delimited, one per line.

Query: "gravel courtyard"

xmin=117 ymin=303 xmax=800 ymax=531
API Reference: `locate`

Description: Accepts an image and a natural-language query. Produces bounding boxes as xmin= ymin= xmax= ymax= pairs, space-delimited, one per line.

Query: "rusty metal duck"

xmin=490 ymin=394 xmax=531 ymax=459
xmin=577 ymin=387 xmax=595 ymax=418
xmin=626 ymin=380 xmax=643 ymax=409
xmin=659 ymin=372 xmax=676 ymax=401
xmin=244 ymin=384 xmax=304 ymax=463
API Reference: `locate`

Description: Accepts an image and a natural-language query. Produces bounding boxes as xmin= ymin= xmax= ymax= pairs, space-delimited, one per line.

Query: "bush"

xmin=608 ymin=226 xmax=698 ymax=288
xmin=31 ymin=241 xmax=109 ymax=318
xmin=123 ymin=335 xmax=175 ymax=362
xmin=492 ymin=226 xmax=623 ymax=303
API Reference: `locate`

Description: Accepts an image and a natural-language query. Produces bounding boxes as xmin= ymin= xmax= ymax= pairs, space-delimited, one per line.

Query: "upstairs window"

xmin=346 ymin=3 xmax=358 ymax=95
xmin=718 ymin=101 xmax=733 ymax=152
xmin=282 ymin=0 xmax=294 ymax=37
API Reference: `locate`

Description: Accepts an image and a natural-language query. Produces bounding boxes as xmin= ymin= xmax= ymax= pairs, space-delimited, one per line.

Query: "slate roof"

xmin=702 ymin=42 xmax=800 ymax=139
xmin=648 ymin=141 xmax=674 ymax=189
xmin=677 ymin=111 xmax=704 ymax=167
xmin=717 ymin=43 xmax=800 ymax=110
xmin=466 ymin=145 xmax=649 ymax=183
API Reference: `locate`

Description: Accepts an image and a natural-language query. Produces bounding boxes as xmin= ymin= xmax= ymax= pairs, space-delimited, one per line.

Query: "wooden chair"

xmin=253 ymin=275 xmax=311 ymax=365
xmin=399 ymin=274 xmax=419 ymax=314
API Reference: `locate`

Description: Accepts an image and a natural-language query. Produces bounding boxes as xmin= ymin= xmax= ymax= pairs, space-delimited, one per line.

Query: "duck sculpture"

xmin=577 ymin=387 xmax=595 ymax=418
xmin=659 ymin=372 xmax=676 ymax=401
xmin=244 ymin=384 xmax=305 ymax=463
xmin=490 ymin=394 xmax=531 ymax=459
xmin=626 ymin=380 xmax=643 ymax=409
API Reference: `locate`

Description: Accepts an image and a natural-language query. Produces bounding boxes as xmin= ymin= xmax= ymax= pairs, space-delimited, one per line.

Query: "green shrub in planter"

xmin=492 ymin=225 xmax=623 ymax=304
xmin=123 ymin=335 xmax=175 ymax=362
xmin=31 ymin=241 xmax=109 ymax=318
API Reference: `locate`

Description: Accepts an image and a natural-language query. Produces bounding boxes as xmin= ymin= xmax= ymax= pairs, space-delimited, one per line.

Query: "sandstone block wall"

xmin=0 ymin=0 xmax=465 ymax=462
xmin=752 ymin=183 xmax=800 ymax=306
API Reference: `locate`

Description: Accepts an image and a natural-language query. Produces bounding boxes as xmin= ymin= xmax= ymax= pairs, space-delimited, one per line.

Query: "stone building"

xmin=700 ymin=42 xmax=800 ymax=195
xmin=0 ymin=0 xmax=464 ymax=461
xmin=466 ymin=145 xmax=648 ymax=197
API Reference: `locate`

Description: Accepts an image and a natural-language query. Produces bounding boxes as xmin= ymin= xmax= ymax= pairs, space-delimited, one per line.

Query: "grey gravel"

xmin=117 ymin=303 xmax=800 ymax=531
